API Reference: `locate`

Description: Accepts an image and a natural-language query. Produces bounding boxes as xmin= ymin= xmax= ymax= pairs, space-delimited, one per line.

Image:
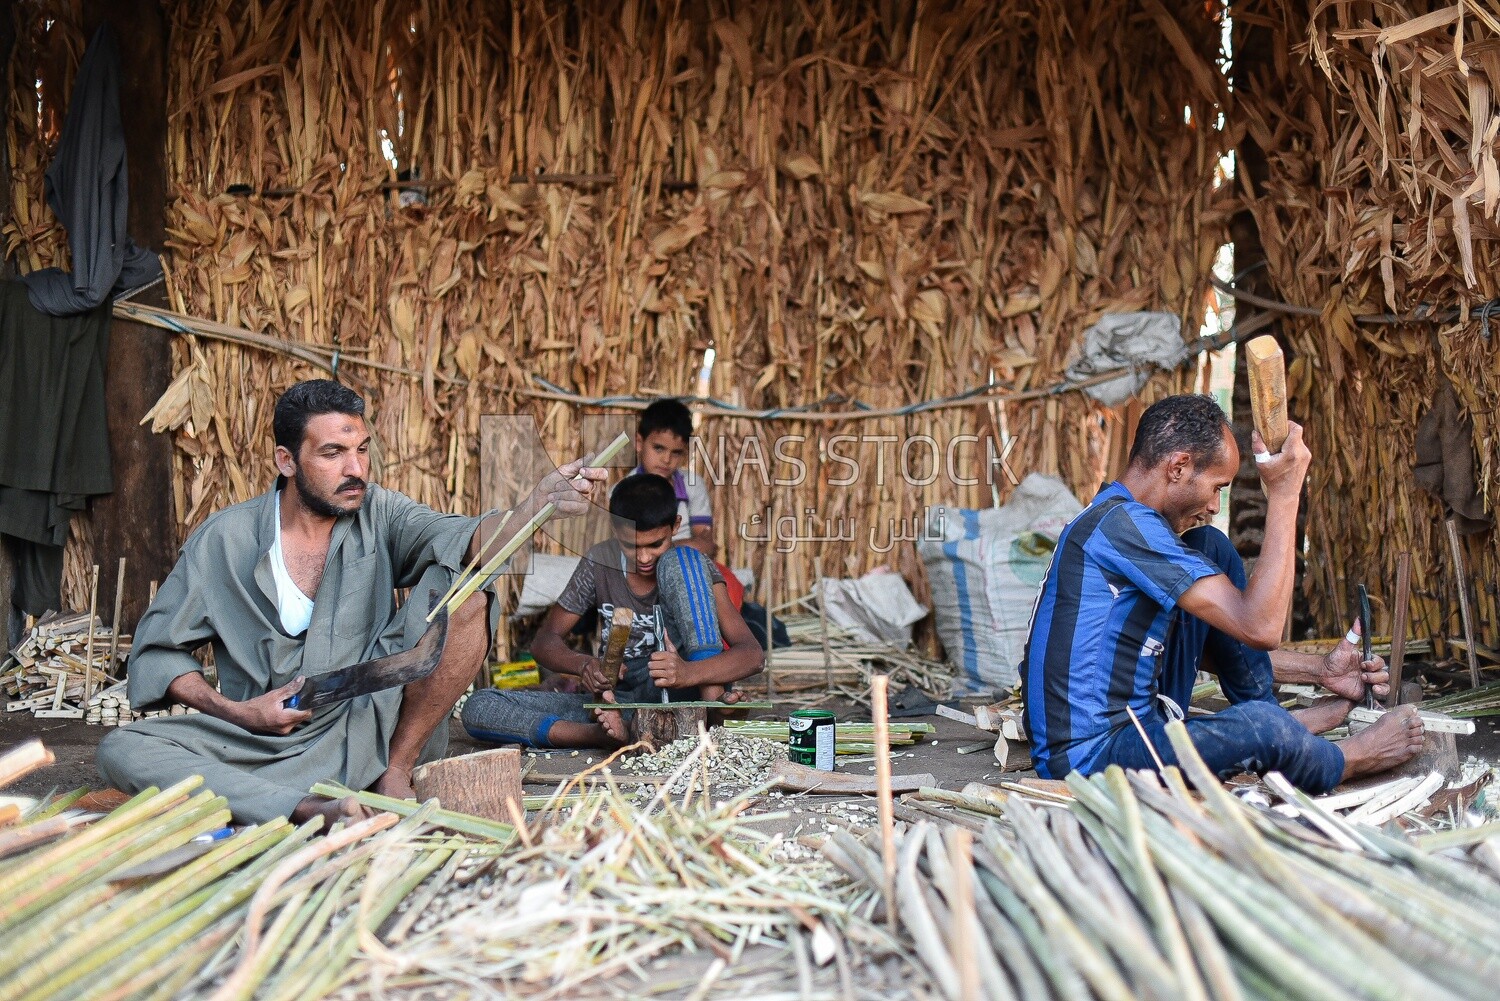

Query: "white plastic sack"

xmin=513 ymin=554 xmax=581 ymax=619
xmin=813 ymin=569 xmax=928 ymax=647
xmin=918 ymin=473 xmax=1083 ymax=694
xmin=1064 ymin=311 xmax=1188 ymax=406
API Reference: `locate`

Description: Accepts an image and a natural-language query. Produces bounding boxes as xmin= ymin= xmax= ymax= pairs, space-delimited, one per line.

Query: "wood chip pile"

xmin=2 ymin=612 xmax=129 ymax=720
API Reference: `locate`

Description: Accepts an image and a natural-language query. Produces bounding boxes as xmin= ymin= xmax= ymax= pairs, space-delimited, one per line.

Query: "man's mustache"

xmin=337 ymin=477 xmax=367 ymax=493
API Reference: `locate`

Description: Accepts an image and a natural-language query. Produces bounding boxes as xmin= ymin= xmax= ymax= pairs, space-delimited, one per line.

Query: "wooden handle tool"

xmin=1245 ymin=335 xmax=1289 ymax=454
xmin=599 ymin=607 xmax=634 ymax=686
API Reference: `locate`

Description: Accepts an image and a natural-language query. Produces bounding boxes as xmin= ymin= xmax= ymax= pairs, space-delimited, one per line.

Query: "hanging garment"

xmin=0 ymin=281 xmax=112 ymax=614
xmin=20 ymin=23 xmax=162 ymax=316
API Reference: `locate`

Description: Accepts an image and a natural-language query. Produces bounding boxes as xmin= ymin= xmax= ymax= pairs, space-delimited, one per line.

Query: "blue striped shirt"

xmin=1019 ymin=482 xmax=1222 ymax=778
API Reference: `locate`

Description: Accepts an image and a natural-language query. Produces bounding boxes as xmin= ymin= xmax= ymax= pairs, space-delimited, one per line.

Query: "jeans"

xmin=1096 ymin=697 xmax=1345 ymax=793
xmin=1090 ymin=527 xmax=1345 ymax=794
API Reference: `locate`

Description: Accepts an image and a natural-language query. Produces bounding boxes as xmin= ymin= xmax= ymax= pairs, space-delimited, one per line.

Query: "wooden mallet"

xmin=1245 ymin=335 xmax=1289 ymax=454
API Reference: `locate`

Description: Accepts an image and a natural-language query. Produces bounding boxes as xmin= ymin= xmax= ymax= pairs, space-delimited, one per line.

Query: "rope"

xmin=115 ymin=297 xmax=1274 ymax=424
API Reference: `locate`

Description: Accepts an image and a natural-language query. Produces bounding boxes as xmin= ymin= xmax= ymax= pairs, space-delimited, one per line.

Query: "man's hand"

xmin=232 ymin=677 xmax=313 ymax=735
xmin=1252 ymin=422 xmax=1311 ymax=502
xmin=1320 ymin=619 xmax=1390 ymax=702
xmin=578 ymin=656 xmax=617 ymax=695
xmin=531 ymin=458 xmax=608 ymax=518
xmin=645 ymin=645 xmax=690 ymax=693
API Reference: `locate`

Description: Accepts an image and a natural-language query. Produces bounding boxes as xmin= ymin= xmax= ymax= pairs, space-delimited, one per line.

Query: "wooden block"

xmin=33 ymin=710 xmax=84 ymax=719
xmin=993 ymin=735 xmax=1033 ymax=772
xmin=770 ymin=758 xmax=936 ymax=795
xmin=633 ymin=706 xmax=708 ymax=749
xmin=411 ymin=747 xmax=523 ymax=822
xmin=935 ymin=704 xmax=980 ymax=728
xmin=1245 ymin=335 xmax=1288 ymax=453
xmin=0 ymin=739 xmax=54 ymax=789
xmin=1347 ymin=706 xmax=1475 ymax=735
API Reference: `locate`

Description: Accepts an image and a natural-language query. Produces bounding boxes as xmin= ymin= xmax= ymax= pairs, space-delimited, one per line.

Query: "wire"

xmin=120 ymin=297 xmax=1272 ymax=424
xmin=1210 ymin=274 xmax=1500 ymax=328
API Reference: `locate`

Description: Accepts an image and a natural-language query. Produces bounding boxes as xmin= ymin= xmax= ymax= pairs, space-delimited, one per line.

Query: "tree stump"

xmin=412 ymin=747 xmax=522 ymax=822
xmin=631 ymin=706 xmax=708 ymax=749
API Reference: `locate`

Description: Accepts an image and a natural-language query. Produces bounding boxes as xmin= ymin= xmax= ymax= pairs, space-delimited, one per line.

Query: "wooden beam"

xmin=80 ymin=0 xmax=175 ymax=633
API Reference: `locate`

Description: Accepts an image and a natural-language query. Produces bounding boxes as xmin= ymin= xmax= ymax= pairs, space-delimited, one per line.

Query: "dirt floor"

xmin=0 ymin=700 xmax=1019 ymax=800
xmin=6 ymin=695 xmax=1500 ymax=803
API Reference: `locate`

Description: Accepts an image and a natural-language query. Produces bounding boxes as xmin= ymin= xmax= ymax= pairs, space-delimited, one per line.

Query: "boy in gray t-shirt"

xmin=461 ymin=474 xmax=763 ymax=749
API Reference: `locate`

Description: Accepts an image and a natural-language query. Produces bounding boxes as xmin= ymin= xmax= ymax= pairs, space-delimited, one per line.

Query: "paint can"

xmin=788 ymin=709 xmax=836 ymax=771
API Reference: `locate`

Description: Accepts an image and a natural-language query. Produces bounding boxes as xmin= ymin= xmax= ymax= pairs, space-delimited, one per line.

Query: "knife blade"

xmin=109 ymin=825 xmax=238 ymax=881
xmin=1357 ymin=584 xmax=1378 ymax=710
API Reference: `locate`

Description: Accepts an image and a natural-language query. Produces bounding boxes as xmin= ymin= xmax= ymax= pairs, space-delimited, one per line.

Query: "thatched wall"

xmin=6 ymin=0 xmax=1232 ymax=623
xmin=1240 ymin=1 xmax=1500 ymax=650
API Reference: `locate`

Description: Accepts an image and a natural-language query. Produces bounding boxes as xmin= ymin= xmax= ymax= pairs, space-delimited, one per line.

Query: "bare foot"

xmin=594 ymin=708 xmax=629 ymax=745
xmin=1339 ymin=705 xmax=1425 ymax=781
xmin=1293 ymin=696 xmax=1355 ymax=735
xmin=370 ymin=766 xmax=416 ymax=800
xmin=291 ymin=794 xmax=372 ymax=830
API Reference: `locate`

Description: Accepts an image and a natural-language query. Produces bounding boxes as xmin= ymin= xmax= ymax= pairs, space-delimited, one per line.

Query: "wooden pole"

xmin=871 ymin=673 xmax=896 ymax=928
xmin=76 ymin=565 xmax=100 ymax=707
xmin=106 ymin=558 xmax=126 ymax=681
xmin=1446 ymin=519 xmax=1482 ymax=689
xmin=763 ymin=521 xmax=775 ymax=701
xmin=83 ymin=0 xmax=177 ymax=633
xmin=814 ymin=555 xmax=831 ymax=692
xmin=1388 ymin=551 xmax=1411 ymax=709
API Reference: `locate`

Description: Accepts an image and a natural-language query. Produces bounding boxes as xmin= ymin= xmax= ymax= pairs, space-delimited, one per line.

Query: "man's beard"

xmin=293 ymin=465 xmax=366 ymax=518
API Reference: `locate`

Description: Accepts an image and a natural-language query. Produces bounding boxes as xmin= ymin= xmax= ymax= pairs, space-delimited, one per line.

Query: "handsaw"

xmin=286 ymin=597 xmax=448 ymax=711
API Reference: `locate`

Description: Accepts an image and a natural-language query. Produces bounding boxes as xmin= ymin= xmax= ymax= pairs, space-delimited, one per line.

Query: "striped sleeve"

xmin=1091 ymin=505 xmax=1221 ymax=611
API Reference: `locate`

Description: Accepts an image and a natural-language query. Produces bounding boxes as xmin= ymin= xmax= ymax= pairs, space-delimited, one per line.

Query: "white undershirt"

xmin=269 ymin=491 xmax=315 ymax=636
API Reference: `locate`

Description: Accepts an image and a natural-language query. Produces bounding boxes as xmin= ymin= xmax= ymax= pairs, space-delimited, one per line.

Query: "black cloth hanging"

xmin=0 ymin=281 xmax=112 ymax=615
xmin=20 ymin=23 xmax=161 ymax=316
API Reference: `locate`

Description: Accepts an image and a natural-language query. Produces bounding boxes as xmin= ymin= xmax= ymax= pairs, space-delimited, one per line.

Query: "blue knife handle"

xmin=284 ymin=692 xmax=304 ymax=710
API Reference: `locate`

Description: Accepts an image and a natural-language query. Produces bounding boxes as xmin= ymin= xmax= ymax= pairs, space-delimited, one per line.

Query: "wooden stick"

xmin=0 ymin=739 xmax=54 ymax=789
xmin=814 ymin=555 xmax=831 ymax=692
xmin=106 ymin=558 xmax=127 ymax=683
xmin=871 ymin=673 xmax=896 ymax=928
xmin=763 ymin=520 xmax=775 ymax=702
xmin=62 ymin=566 xmax=99 ymax=710
xmin=769 ymin=758 xmax=935 ymax=794
xmin=1388 ymin=551 xmax=1411 ymax=709
xmin=1125 ymin=705 xmax=1168 ymax=774
xmin=430 ymin=432 xmax=631 ymax=622
xmin=1446 ymin=520 xmax=1482 ymax=689
xmin=1347 ymin=706 xmax=1474 ymax=734
xmin=427 ymin=509 xmax=513 ymax=620
xmin=948 ymin=828 xmax=981 ymax=1001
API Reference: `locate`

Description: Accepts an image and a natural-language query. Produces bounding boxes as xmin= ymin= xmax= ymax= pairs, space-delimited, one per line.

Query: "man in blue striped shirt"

xmin=1020 ymin=395 xmax=1425 ymax=793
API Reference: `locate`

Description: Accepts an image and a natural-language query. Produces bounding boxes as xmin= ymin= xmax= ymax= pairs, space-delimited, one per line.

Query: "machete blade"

xmin=290 ymin=603 xmax=449 ymax=710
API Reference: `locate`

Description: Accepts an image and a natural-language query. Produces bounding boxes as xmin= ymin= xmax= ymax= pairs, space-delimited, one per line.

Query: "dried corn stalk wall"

xmin=1241 ymin=0 xmax=1500 ymax=647
xmin=6 ymin=0 xmax=1232 ymax=616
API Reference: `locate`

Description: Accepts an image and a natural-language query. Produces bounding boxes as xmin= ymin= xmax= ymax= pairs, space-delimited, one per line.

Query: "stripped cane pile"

xmin=0 ymin=738 xmax=921 ymax=1000
xmin=827 ymin=721 xmax=1500 ymax=1001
